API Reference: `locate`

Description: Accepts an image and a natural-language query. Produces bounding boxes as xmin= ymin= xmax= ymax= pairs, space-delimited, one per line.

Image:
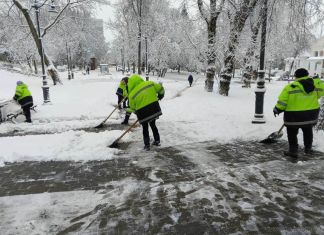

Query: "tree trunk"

xmin=242 ymin=9 xmax=263 ymax=88
xmin=33 ymin=59 xmax=38 ymax=74
xmin=132 ymin=62 xmax=136 ymax=73
xmin=26 ymin=56 xmax=32 ymax=73
xmin=219 ymin=0 xmax=259 ymax=96
xmin=13 ymin=0 xmax=61 ymax=85
xmin=198 ymin=0 xmax=225 ymax=92
xmin=316 ymin=98 xmax=324 ymax=130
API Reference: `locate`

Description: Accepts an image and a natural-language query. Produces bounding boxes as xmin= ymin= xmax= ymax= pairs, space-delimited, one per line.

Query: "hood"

xmin=296 ymin=77 xmax=315 ymax=94
xmin=127 ymin=74 xmax=144 ymax=93
xmin=17 ymin=84 xmax=28 ymax=89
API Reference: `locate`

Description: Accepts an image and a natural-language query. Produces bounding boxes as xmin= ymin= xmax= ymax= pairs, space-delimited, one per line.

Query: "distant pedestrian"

xmin=126 ymin=74 xmax=165 ymax=150
xmin=273 ymin=68 xmax=324 ymax=157
xmin=86 ymin=66 xmax=90 ymax=75
xmin=188 ymin=74 xmax=193 ymax=87
xmin=13 ymin=81 xmax=33 ymax=123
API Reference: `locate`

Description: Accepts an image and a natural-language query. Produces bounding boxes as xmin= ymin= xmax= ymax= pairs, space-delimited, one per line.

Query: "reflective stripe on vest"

xmin=284 ymin=119 xmax=318 ymax=126
xmin=132 ymin=84 xmax=154 ymax=100
xmin=277 ymin=100 xmax=287 ymax=106
xmin=139 ymin=111 xmax=162 ymax=123
xmin=288 ymin=90 xmax=303 ymax=94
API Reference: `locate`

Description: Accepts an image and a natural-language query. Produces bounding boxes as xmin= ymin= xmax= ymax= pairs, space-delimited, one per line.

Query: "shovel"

xmin=109 ymin=120 xmax=139 ymax=148
xmin=95 ymin=97 xmax=126 ymax=128
xmin=260 ymin=124 xmax=285 ymax=144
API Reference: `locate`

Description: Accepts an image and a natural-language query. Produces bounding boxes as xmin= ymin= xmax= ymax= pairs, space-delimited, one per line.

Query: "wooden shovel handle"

xmin=115 ymin=120 xmax=139 ymax=143
xmin=278 ymin=124 xmax=285 ymax=133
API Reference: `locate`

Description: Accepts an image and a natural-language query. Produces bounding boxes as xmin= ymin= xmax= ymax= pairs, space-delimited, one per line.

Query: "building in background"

xmin=285 ymin=37 xmax=324 ymax=78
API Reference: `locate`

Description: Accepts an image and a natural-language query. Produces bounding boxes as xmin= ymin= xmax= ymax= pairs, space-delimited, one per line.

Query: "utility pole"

xmin=137 ymin=0 xmax=142 ymax=74
xmin=252 ymin=0 xmax=268 ymax=124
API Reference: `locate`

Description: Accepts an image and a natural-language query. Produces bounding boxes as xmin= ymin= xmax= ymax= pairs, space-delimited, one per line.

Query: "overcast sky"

xmin=94 ymin=1 xmax=183 ymax=43
xmin=95 ymin=4 xmax=116 ymax=42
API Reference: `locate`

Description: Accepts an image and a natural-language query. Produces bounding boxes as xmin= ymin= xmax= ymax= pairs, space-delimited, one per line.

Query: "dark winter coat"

xmin=188 ymin=75 xmax=193 ymax=84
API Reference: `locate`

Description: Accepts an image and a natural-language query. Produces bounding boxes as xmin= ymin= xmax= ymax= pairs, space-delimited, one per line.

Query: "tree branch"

xmin=42 ymin=0 xmax=71 ymax=37
xmin=197 ymin=0 xmax=209 ymax=24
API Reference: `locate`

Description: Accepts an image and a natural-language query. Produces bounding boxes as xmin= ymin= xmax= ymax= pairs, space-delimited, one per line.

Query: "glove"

xmin=158 ymin=93 xmax=164 ymax=100
xmin=273 ymin=107 xmax=280 ymax=117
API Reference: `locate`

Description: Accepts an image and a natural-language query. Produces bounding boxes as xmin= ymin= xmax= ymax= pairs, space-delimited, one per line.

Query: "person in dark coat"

xmin=188 ymin=74 xmax=193 ymax=87
xmin=13 ymin=81 xmax=34 ymax=123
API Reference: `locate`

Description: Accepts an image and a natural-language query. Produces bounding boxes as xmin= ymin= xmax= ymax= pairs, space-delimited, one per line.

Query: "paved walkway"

xmin=0 ymin=139 xmax=323 ymax=234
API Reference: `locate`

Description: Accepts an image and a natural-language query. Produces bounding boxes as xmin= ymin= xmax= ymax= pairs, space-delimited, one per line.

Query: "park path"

xmin=0 ymin=137 xmax=323 ymax=235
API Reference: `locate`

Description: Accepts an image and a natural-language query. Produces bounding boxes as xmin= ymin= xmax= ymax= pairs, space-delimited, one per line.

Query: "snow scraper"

xmin=260 ymin=124 xmax=285 ymax=144
xmin=109 ymin=120 xmax=139 ymax=148
xmin=95 ymin=98 xmax=126 ymax=128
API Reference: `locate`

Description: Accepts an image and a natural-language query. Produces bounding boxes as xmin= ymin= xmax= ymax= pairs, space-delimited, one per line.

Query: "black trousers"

xmin=117 ymin=95 xmax=127 ymax=108
xmin=286 ymin=125 xmax=313 ymax=151
xmin=142 ymin=120 xmax=160 ymax=146
xmin=22 ymin=104 xmax=32 ymax=122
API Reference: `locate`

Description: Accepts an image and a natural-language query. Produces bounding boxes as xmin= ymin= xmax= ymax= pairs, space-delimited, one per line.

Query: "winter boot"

xmin=144 ymin=145 xmax=150 ymax=151
xmin=304 ymin=147 xmax=314 ymax=155
xmin=284 ymin=151 xmax=298 ymax=158
xmin=121 ymin=113 xmax=130 ymax=125
xmin=152 ymin=140 xmax=160 ymax=146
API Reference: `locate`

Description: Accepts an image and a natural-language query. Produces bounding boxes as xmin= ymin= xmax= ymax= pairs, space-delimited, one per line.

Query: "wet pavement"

xmin=0 ymin=123 xmax=134 ymax=137
xmin=0 ymin=139 xmax=323 ymax=234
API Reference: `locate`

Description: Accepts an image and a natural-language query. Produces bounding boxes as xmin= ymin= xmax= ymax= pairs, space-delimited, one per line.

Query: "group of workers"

xmin=10 ymin=67 xmax=324 ymax=156
xmin=116 ymin=74 xmax=165 ymax=150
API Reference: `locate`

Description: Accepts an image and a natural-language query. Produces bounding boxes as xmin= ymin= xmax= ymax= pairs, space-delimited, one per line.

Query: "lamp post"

xmin=68 ymin=47 xmax=74 ymax=79
xmin=145 ymin=36 xmax=149 ymax=81
xmin=252 ymin=0 xmax=268 ymax=124
xmin=137 ymin=0 xmax=142 ymax=75
xmin=32 ymin=0 xmax=58 ymax=104
xmin=66 ymin=42 xmax=71 ymax=80
xmin=267 ymin=59 xmax=273 ymax=82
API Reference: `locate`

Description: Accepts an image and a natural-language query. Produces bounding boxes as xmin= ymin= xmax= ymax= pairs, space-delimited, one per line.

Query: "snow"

xmin=0 ymin=69 xmax=323 ymax=164
xmin=0 ymin=68 xmax=324 ymax=234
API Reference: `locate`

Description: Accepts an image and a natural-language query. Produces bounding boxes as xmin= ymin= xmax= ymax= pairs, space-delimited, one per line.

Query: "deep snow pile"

xmin=0 ymin=69 xmax=323 ymax=166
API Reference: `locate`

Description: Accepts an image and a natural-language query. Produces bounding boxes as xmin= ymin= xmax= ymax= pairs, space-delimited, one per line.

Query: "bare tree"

xmin=218 ymin=0 xmax=259 ymax=96
xmin=11 ymin=0 xmax=73 ymax=84
xmin=197 ymin=0 xmax=225 ymax=92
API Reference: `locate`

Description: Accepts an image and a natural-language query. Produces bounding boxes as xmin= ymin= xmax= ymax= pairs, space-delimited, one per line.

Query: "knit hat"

xmin=16 ymin=81 xmax=23 ymax=85
xmin=122 ymin=77 xmax=128 ymax=85
xmin=294 ymin=68 xmax=309 ymax=78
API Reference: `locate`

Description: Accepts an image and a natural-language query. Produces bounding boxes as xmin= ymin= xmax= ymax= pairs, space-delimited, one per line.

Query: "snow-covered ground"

xmin=0 ymin=67 xmax=324 ymax=234
xmin=0 ymin=68 xmax=323 ymax=165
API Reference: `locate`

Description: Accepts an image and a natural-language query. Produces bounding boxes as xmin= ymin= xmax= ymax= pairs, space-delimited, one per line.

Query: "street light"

xmin=137 ymin=0 xmax=142 ymax=75
xmin=267 ymin=59 xmax=273 ymax=82
xmin=66 ymin=42 xmax=71 ymax=80
xmin=252 ymin=0 xmax=268 ymax=124
xmin=32 ymin=0 xmax=58 ymax=104
xmin=145 ymin=36 xmax=149 ymax=81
